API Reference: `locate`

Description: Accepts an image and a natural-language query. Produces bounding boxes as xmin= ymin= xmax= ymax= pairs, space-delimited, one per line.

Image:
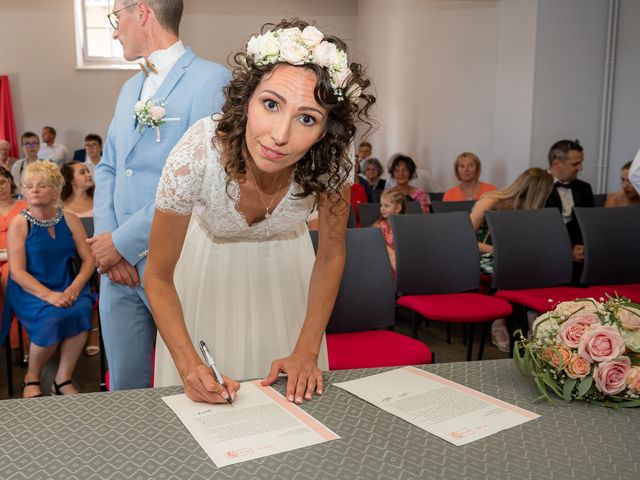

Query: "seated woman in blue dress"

xmin=1 ymin=160 xmax=95 ymax=398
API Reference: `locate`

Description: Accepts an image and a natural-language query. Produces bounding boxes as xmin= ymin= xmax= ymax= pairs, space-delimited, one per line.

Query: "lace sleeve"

xmin=156 ymin=117 xmax=211 ymax=215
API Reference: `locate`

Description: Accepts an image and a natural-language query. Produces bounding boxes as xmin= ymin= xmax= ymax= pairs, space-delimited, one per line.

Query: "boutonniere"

xmin=134 ymin=98 xmax=167 ymax=142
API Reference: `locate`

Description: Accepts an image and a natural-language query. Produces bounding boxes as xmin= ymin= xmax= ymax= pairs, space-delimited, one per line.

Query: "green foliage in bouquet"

xmin=514 ymin=295 xmax=640 ymax=408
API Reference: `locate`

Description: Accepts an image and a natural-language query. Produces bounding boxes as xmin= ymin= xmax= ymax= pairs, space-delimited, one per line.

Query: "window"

xmin=73 ymin=0 xmax=138 ymax=70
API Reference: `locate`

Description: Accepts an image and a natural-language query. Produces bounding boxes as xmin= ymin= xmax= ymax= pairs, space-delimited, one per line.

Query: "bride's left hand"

xmin=261 ymin=352 xmax=324 ymax=404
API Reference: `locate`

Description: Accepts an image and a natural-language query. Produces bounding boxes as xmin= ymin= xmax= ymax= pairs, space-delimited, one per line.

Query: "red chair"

xmin=310 ymin=228 xmax=433 ymax=369
xmin=391 ymin=213 xmax=512 ymax=361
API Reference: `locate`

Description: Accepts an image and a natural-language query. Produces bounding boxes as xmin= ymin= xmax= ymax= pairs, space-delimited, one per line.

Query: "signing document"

xmin=163 ymin=381 xmax=339 ymax=467
xmin=335 ymin=366 xmax=539 ymax=446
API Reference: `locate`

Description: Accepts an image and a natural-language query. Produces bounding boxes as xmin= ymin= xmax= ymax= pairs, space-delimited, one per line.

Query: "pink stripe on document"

xmin=404 ymin=366 xmax=539 ymax=419
xmin=252 ymin=381 xmax=339 ymax=441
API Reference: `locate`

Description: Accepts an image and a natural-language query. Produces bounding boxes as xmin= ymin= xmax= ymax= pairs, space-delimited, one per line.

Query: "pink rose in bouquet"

xmin=565 ymin=355 xmax=592 ymax=379
xmin=558 ymin=313 xmax=600 ymax=348
xmin=593 ymin=357 xmax=631 ymax=395
xmin=149 ymin=105 xmax=166 ymax=122
xmin=578 ymin=325 xmax=626 ymax=362
xmin=627 ymin=367 xmax=640 ymax=393
xmin=619 ymin=306 xmax=640 ymax=331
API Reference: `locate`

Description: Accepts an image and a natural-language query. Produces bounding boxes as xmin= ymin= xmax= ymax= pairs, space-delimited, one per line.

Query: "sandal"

xmin=22 ymin=380 xmax=43 ymax=398
xmin=491 ymin=324 xmax=510 ymax=353
xmin=51 ymin=379 xmax=76 ymax=396
xmin=84 ymin=328 xmax=100 ymax=356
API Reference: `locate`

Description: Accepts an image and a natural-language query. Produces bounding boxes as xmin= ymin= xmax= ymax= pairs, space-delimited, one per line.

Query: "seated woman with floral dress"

xmin=386 ymin=154 xmax=430 ymax=213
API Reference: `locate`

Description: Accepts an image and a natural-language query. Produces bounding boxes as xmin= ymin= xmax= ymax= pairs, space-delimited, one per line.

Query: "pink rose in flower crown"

xmin=618 ymin=306 xmax=640 ymax=331
xmin=578 ymin=325 xmax=626 ymax=362
xmin=541 ymin=345 xmax=572 ymax=368
xmin=149 ymin=105 xmax=166 ymax=122
xmin=558 ymin=313 xmax=601 ymax=348
xmin=565 ymin=355 xmax=592 ymax=379
xmin=593 ymin=357 xmax=631 ymax=395
xmin=627 ymin=367 xmax=640 ymax=393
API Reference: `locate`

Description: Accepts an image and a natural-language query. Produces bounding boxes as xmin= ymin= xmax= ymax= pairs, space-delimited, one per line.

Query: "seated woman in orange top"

xmin=0 ymin=168 xmax=27 ymax=349
xmin=443 ymin=152 xmax=496 ymax=201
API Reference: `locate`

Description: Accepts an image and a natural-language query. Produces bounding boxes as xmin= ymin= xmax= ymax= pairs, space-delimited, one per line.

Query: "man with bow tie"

xmin=91 ymin=0 xmax=230 ymax=391
xmin=544 ymin=139 xmax=594 ymax=262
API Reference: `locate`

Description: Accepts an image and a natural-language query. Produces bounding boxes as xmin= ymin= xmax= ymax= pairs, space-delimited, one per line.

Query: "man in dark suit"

xmin=545 ymin=139 xmax=594 ymax=261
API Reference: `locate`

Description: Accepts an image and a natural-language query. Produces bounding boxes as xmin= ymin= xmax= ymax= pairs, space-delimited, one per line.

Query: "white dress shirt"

xmin=140 ymin=40 xmax=187 ymax=101
xmin=554 ymin=178 xmax=575 ymax=224
xmin=38 ymin=143 xmax=70 ymax=166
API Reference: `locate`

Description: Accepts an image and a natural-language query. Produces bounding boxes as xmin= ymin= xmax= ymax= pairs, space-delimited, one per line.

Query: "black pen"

xmin=199 ymin=340 xmax=233 ymax=405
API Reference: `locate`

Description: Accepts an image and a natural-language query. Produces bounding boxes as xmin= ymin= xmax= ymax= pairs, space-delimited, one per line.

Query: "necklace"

xmin=460 ymin=181 xmax=479 ymax=200
xmin=21 ymin=208 xmax=63 ymax=228
xmin=246 ymin=163 xmax=287 ymax=236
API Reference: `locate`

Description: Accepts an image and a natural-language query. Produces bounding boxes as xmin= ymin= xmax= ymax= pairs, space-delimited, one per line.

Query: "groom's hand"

xmin=87 ymin=232 xmax=122 ymax=271
xmin=105 ymin=259 xmax=140 ymax=288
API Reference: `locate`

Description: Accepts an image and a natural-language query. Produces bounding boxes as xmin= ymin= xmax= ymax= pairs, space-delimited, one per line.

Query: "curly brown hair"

xmin=214 ymin=18 xmax=376 ymax=210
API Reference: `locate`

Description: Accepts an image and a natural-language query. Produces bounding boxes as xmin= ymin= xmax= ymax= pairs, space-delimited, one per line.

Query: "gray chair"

xmin=309 ymin=228 xmax=433 ymax=369
xmin=406 ymin=201 xmax=423 ymax=214
xmin=357 ymin=202 xmax=381 ymax=227
xmin=347 ymin=206 xmax=357 ymax=228
xmin=431 ymin=200 xmax=475 ymax=213
xmin=390 ymin=213 xmax=512 ymax=361
xmin=575 ymin=206 xmax=640 ymax=301
xmin=593 ymin=193 xmax=607 ymax=207
xmin=429 ymin=192 xmax=444 ymax=202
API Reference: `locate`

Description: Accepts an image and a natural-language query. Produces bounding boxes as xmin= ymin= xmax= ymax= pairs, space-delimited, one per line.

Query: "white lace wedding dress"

xmin=153 ymin=116 xmax=331 ymax=386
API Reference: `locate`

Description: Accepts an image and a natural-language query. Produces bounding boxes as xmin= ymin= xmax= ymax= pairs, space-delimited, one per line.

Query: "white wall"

xmin=529 ymin=0 xmax=608 ymax=186
xmin=0 ymin=0 xmax=356 ymax=153
xmin=607 ymin=0 xmax=640 ymax=192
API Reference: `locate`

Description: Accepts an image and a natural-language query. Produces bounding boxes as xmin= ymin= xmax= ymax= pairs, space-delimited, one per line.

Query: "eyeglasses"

xmin=108 ymin=2 xmax=137 ymax=30
xmin=23 ymin=142 xmax=39 ymax=147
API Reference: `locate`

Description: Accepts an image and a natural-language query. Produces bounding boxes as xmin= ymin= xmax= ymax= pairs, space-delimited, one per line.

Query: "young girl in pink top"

xmin=374 ymin=189 xmax=406 ymax=271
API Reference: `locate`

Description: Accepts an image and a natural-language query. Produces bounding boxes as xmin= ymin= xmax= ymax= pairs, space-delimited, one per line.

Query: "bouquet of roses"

xmin=514 ymin=296 xmax=640 ymax=407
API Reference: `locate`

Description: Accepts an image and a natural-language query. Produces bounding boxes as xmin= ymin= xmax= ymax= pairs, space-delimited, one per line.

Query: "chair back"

xmin=406 ymin=201 xmax=423 ymax=214
xmin=431 ymin=200 xmax=475 ymax=213
xmin=80 ymin=217 xmax=95 ymax=238
xmin=593 ymin=193 xmax=607 ymax=207
xmin=309 ymin=228 xmax=396 ymax=332
xmin=486 ymin=208 xmax=572 ymax=290
xmin=358 ymin=203 xmax=381 ymax=227
xmin=575 ymin=206 xmax=640 ymax=284
xmin=429 ymin=192 xmax=444 ymax=202
xmin=391 ymin=212 xmax=480 ymax=295
xmin=347 ymin=207 xmax=356 ymax=228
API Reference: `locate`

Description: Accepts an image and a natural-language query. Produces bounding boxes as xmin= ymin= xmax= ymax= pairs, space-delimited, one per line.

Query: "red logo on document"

xmin=225 ymin=447 xmax=254 ymax=459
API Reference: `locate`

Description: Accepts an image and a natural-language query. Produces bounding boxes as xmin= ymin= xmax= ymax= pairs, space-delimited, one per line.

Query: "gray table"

xmin=1 ymin=360 xmax=638 ymax=480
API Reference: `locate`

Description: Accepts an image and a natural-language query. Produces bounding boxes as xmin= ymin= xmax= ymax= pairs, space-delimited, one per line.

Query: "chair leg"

xmin=507 ymin=304 xmax=526 ymax=356
xmin=466 ymin=324 xmax=475 ymax=362
xmin=97 ymin=311 xmax=107 ymax=392
xmin=4 ymin=336 xmax=14 ymax=398
xmin=477 ymin=322 xmax=490 ymax=361
xmin=412 ymin=311 xmax=420 ymax=339
xmin=17 ymin=325 xmax=26 ymax=367
xmin=446 ymin=324 xmax=452 ymax=344
xmin=462 ymin=324 xmax=467 ymax=345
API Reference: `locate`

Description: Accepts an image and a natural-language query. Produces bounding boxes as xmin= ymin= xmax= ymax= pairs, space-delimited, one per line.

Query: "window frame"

xmin=73 ymin=0 xmax=139 ymax=70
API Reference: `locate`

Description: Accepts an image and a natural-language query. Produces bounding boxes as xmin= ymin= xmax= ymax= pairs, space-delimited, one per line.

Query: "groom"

xmin=91 ymin=0 xmax=230 ymax=390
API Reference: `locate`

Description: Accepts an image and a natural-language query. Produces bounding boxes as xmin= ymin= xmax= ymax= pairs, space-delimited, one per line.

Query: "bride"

xmin=144 ymin=19 xmax=374 ymax=405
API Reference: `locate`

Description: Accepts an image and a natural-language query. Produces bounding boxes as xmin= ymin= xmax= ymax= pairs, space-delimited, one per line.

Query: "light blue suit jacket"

xmin=94 ymin=48 xmax=230 ymax=280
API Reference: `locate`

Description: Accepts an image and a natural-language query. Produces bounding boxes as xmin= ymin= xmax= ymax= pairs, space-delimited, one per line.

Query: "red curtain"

xmin=0 ymin=76 xmax=18 ymax=158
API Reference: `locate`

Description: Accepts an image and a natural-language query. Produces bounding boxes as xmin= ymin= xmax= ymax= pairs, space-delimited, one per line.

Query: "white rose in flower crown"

xmin=313 ymin=41 xmax=338 ymax=67
xmin=149 ymin=105 xmax=166 ymax=122
xmin=301 ymin=26 xmax=324 ymax=47
xmin=333 ymin=69 xmax=351 ymax=89
xmin=134 ymin=101 xmax=145 ymax=114
xmin=334 ymin=50 xmax=349 ymax=72
xmin=257 ymin=32 xmax=280 ymax=61
xmin=279 ymin=27 xmax=302 ymax=45
xmin=279 ymin=38 xmax=309 ymax=65
xmin=246 ymin=35 xmax=260 ymax=57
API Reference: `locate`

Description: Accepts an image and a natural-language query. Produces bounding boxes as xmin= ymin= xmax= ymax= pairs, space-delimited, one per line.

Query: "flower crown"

xmin=246 ymin=26 xmax=355 ymax=101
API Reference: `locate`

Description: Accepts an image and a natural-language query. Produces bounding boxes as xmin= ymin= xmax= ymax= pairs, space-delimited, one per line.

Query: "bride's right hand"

xmin=182 ymin=363 xmax=240 ymax=404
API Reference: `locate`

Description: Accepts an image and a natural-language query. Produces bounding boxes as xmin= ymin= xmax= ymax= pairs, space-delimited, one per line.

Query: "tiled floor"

xmin=0 ymin=314 xmax=511 ymax=400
